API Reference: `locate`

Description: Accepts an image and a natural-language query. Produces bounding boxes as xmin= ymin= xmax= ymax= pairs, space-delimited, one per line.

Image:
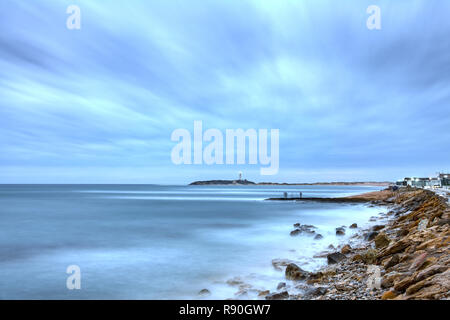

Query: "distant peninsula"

xmin=189 ymin=180 xmax=391 ymax=186
xmin=189 ymin=179 xmax=256 ymax=185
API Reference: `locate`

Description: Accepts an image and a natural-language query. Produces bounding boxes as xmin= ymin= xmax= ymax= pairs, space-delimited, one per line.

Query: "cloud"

xmin=0 ymin=0 xmax=449 ymax=183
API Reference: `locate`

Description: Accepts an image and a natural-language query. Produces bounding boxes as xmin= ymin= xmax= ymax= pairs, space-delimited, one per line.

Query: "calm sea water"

xmin=0 ymin=184 xmax=385 ymax=299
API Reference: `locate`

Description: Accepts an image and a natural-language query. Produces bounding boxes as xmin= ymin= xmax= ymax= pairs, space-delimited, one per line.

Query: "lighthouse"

xmin=238 ymin=171 xmax=243 ymax=181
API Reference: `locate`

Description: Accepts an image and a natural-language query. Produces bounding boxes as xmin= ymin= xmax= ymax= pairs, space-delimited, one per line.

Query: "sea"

xmin=0 ymin=184 xmax=386 ymax=299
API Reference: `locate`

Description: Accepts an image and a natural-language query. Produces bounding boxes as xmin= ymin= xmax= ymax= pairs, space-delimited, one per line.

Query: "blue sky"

xmin=0 ymin=0 xmax=449 ymax=183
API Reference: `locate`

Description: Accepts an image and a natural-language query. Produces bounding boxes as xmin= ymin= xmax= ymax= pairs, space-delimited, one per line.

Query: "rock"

xmin=341 ymin=244 xmax=352 ymax=254
xmin=285 ymin=263 xmax=310 ymax=280
xmin=327 ymin=252 xmax=346 ymax=264
xmin=265 ymin=291 xmax=289 ymax=300
xmin=383 ymin=254 xmax=400 ymax=269
xmin=409 ymin=252 xmax=428 ymax=271
xmin=394 ymin=275 xmax=415 ymax=292
xmin=364 ymin=231 xmax=379 ymax=241
xmin=372 ymin=225 xmax=385 ymax=231
xmin=226 ymin=277 xmax=244 ymax=286
xmin=277 ymin=282 xmax=286 ymax=290
xmin=328 ymin=244 xmax=335 ymax=250
xmin=304 ymin=286 xmax=328 ymax=298
xmin=258 ymin=290 xmax=270 ymax=297
xmin=290 ymin=224 xmax=316 ymax=236
xmin=349 ymin=223 xmax=358 ymax=229
xmin=415 ymin=265 xmax=447 ymax=282
xmin=336 ymin=227 xmax=345 ymax=236
xmin=378 ymin=239 xmax=409 ymax=257
xmin=293 ymin=223 xmax=301 ymax=228
xmin=198 ymin=289 xmax=211 ymax=296
xmin=374 ymin=233 xmax=390 ymax=249
xmin=314 ymin=234 xmax=323 ymax=240
xmin=381 ymin=290 xmax=397 ymax=300
xmin=361 ymin=249 xmax=378 ymax=264
xmin=272 ymin=259 xmax=295 ymax=271
xmin=352 ymin=254 xmax=364 ymax=262
xmin=417 ymin=218 xmax=429 ymax=231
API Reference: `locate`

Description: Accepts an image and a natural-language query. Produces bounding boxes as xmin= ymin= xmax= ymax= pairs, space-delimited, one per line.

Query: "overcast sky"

xmin=0 ymin=0 xmax=449 ymax=184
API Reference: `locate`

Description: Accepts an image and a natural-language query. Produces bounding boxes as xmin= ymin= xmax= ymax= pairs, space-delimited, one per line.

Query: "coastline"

xmin=261 ymin=187 xmax=450 ymax=300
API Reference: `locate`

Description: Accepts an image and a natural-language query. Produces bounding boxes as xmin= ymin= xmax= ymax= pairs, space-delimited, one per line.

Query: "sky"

xmin=0 ymin=0 xmax=449 ymax=184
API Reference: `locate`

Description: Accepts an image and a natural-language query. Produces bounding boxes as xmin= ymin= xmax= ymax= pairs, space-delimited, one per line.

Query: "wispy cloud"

xmin=0 ymin=0 xmax=449 ymax=183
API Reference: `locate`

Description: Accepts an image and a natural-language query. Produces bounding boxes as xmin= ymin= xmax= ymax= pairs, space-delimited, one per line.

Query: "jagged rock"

xmin=361 ymin=249 xmax=378 ymax=264
xmin=285 ymin=263 xmax=310 ymax=280
xmin=349 ymin=223 xmax=358 ymax=228
xmin=364 ymin=231 xmax=379 ymax=241
xmin=415 ymin=265 xmax=447 ymax=282
xmin=327 ymin=252 xmax=346 ymax=264
xmin=409 ymin=252 xmax=428 ymax=271
xmin=272 ymin=259 xmax=295 ymax=271
xmin=265 ymin=291 xmax=289 ymax=300
xmin=374 ymin=233 xmax=390 ymax=249
xmin=341 ymin=244 xmax=351 ymax=254
xmin=372 ymin=225 xmax=385 ymax=231
xmin=383 ymin=254 xmax=400 ymax=269
xmin=314 ymin=234 xmax=323 ymax=240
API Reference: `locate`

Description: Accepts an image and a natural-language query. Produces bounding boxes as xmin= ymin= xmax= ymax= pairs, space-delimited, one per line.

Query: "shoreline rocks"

xmin=275 ymin=187 xmax=450 ymax=300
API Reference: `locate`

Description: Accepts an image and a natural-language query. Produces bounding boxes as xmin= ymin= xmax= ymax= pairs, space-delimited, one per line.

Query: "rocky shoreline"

xmin=263 ymin=187 xmax=450 ymax=300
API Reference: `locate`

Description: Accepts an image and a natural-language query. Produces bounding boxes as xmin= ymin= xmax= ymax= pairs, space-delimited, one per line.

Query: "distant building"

xmin=439 ymin=173 xmax=450 ymax=186
xmin=396 ymin=174 xmax=450 ymax=189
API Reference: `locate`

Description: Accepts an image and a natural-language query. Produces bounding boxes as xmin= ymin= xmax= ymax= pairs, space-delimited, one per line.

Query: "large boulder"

xmin=335 ymin=227 xmax=345 ymax=236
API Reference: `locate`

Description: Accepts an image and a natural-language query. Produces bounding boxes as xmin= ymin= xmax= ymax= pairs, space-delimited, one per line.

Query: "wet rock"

xmin=372 ymin=225 xmax=385 ymax=231
xmin=328 ymin=244 xmax=335 ymax=250
xmin=277 ymin=282 xmax=286 ymax=290
xmin=314 ymin=234 xmax=323 ymax=240
xmin=364 ymin=231 xmax=379 ymax=241
xmin=336 ymin=227 xmax=345 ymax=236
xmin=198 ymin=289 xmax=211 ymax=296
xmin=290 ymin=224 xmax=316 ymax=236
xmin=272 ymin=259 xmax=295 ymax=271
xmin=265 ymin=291 xmax=289 ymax=300
xmin=349 ymin=223 xmax=358 ymax=229
xmin=327 ymin=252 xmax=346 ymax=264
xmin=258 ymin=290 xmax=270 ymax=297
xmin=285 ymin=263 xmax=310 ymax=280
xmin=341 ymin=244 xmax=352 ymax=254
xmin=374 ymin=233 xmax=390 ymax=249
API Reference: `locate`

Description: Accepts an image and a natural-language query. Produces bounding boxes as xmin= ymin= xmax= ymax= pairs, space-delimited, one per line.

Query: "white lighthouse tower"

xmin=238 ymin=171 xmax=243 ymax=181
